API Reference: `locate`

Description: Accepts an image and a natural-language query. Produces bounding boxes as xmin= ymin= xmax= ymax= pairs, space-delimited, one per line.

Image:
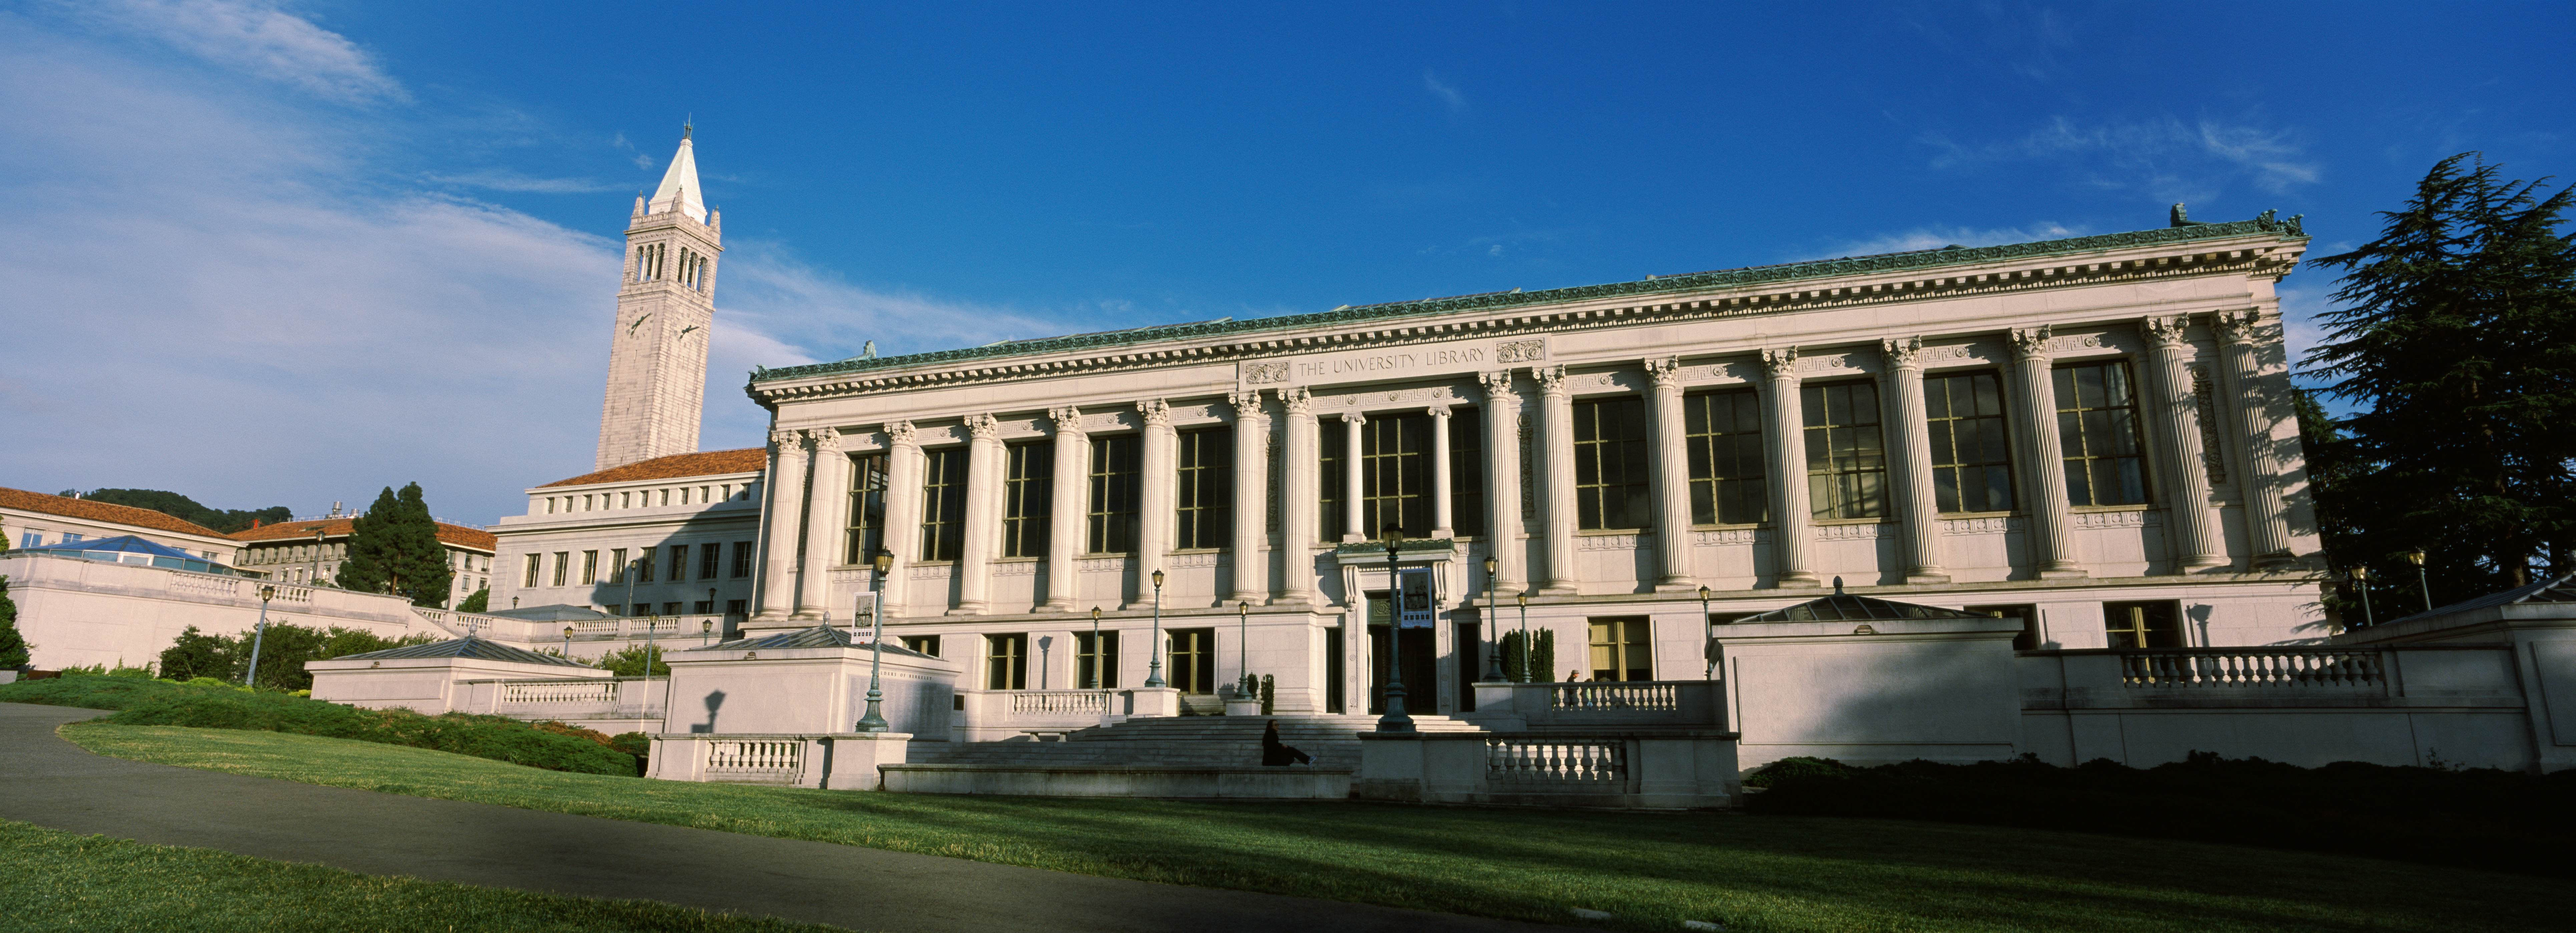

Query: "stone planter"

xmin=1224 ymin=698 xmax=1262 ymax=716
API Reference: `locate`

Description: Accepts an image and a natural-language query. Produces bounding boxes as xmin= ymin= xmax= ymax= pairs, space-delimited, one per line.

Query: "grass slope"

xmin=66 ymin=723 xmax=2576 ymax=933
xmin=0 ymin=818 xmax=845 ymax=933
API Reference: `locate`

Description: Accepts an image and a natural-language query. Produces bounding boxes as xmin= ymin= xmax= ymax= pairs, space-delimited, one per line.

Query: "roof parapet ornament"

xmin=2170 ymin=203 xmax=2198 ymax=227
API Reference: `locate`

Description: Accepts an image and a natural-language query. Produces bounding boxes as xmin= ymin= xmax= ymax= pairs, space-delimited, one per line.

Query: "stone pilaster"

xmin=2010 ymin=327 xmax=2085 ymax=579
xmin=1340 ymin=411 xmax=1367 ymax=543
xmin=1228 ymin=391 xmax=1268 ymax=602
xmin=1477 ymin=371 xmax=1527 ymax=595
xmin=2143 ymin=315 xmax=2226 ymax=570
xmin=1428 ymin=405 xmax=1455 ymax=540
xmin=1759 ymin=349 xmax=1820 ymax=587
xmin=1534 ymin=365 xmax=1578 ymax=595
xmin=953 ymin=414 xmax=1002 ymax=614
xmin=1644 ymin=357 xmax=1694 ymax=590
xmin=794 ymin=429 xmax=848 ymax=618
xmin=1881 ymin=338 xmax=1949 ymax=584
xmin=2215 ymin=310 xmax=2295 ymax=567
xmin=1276 ymin=388 xmax=1318 ymax=605
xmin=1042 ymin=406 xmax=1086 ymax=610
xmin=880 ymin=421 xmax=923 ymax=616
xmin=1134 ymin=400 xmax=1175 ymax=606
xmin=754 ymin=428 xmax=808 ymax=619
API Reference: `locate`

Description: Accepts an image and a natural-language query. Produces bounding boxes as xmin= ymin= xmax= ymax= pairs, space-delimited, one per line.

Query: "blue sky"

xmin=3 ymin=1 xmax=2569 ymax=525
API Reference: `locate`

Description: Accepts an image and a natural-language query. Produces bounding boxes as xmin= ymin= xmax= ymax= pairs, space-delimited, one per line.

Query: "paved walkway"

xmin=0 ymin=704 xmax=1570 ymax=933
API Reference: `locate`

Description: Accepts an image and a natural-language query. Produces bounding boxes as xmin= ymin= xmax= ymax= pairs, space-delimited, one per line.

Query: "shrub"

xmin=0 ymin=674 xmax=198 ymax=710
xmin=608 ymin=732 xmax=652 ymax=777
xmin=155 ymin=623 xmax=437 ymax=690
xmin=1747 ymin=752 xmax=2576 ymax=878
xmin=594 ymin=643 xmax=669 ymax=677
xmin=0 ymin=574 xmax=29 ymax=670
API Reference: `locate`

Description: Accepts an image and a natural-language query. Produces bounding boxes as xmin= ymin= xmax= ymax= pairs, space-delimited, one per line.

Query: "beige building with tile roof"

xmin=229 ymin=517 xmax=497 ymax=608
xmin=0 ymin=487 xmax=244 ymax=566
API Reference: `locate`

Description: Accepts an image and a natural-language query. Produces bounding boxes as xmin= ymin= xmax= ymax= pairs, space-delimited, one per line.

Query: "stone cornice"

xmin=748 ymin=214 xmax=2307 ymax=406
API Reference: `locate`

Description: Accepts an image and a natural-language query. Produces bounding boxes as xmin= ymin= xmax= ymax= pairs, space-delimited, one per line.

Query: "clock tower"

xmin=596 ymin=125 xmax=722 ymax=470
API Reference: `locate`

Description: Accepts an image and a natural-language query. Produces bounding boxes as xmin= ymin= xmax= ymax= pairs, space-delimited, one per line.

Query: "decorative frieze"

xmin=1496 ymin=339 xmax=1546 ymax=363
xmin=992 ymin=561 xmax=1038 ymax=576
xmin=2071 ymin=509 xmax=2161 ymax=529
xmin=1815 ymin=522 xmax=1893 ymax=541
xmin=1690 ymin=529 xmax=1764 ymax=546
xmin=1939 ymin=516 xmax=2020 ymax=535
xmin=1576 ymin=534 xmax=1640 ymax=551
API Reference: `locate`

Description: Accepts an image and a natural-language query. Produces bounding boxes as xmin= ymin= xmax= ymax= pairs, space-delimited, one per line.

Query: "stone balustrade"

xmin=2115 ymin=647 xmax=2385 ymax=688
xmin=1357 ymin=730 xmax=1740 ymax=808
xmin=954 ymin=687 xmax=1182 ymax=741
xmin=646 ymin=733 xmax=910 ymax=791
xmin=1465 ymin=679 xmax=1721 ymax=731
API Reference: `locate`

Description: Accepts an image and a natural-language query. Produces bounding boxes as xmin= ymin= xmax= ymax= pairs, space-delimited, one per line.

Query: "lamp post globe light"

xmin=701 ymin=619 xmax=713 ymax=647
xmin=2408 ymin=549 xmax=2433 ymax=614
xmin=2351 ymin=565 xmax=2376 ymax=628
xmin=1514 ymin=591 xmax=1530 ymax=683
xmin=1236 ymin=600 xmax=1255 ymax=699
xmin=1375 ymin=524 xmax=1414 ymax=733
xmin=562 ymin=625 xmax=573 ymax=657
xmin=1480 ymin=555 xmax=1503 ymax=681
xmin=243 ymin=585 xmax=276 ymax=687
xmin=1144 ymin=569 xmax=1167 ymax=689
xmin=1088 ymin=607 xmax=1103 ymax=689
xmin=857 ymin=549 xmax=894 ymax=733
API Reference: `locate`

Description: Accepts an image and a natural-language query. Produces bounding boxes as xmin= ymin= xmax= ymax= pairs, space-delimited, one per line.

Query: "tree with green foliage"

xmin=337 ymin=483 xmax=453 ymax=606
xmin=61 ymin=488 xmax=291 ymax=534
xmin=457 ymin=587 xmax=490 ymax=613
xmin=155 ymin=622 xmax=435 ymax=690
xmin=156 ymin=626 xmax=236 ymax=681
xmin=0 ymin=575 xmax=30 ymax=671
xmin=594 ymin=643 xmax=669 ymax=677
xmin=2304 ymin=153 xmax=2576 ymax=611
xmin=1494 ymin=628 xmax=1555 ymax=683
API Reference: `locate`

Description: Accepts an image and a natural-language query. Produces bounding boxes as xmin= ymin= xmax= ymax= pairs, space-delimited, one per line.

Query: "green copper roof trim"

xmin=751 ymin=212 xmax=2305 ymax=385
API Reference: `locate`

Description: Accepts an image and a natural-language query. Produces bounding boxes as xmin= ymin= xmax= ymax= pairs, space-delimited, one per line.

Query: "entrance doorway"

xmin=1366 ymin=624 xmax=1437 ymax=715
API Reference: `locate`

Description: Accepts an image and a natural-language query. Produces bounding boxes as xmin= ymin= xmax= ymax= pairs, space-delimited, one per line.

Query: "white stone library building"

xmin=740 ymin=209 xmax=2329 ymax=718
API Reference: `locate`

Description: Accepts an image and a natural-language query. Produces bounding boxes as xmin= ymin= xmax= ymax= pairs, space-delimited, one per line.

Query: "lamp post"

xmin=1699 ymin=584 xmax=1714 ymax=680
xmin=243 ymin=585 xmax=276 ymax=687
xmin=311 ymin=529 xmax=325 ymax=589
xmin=2350 ymin=565 xmax=2375 ymax=628
xmin=856 ymin=549 xmax=894 ymax=733
xmin=701 ymin=619 xmax=713 ymax=647
xmin=633 ymin=558 xmax=658 ymax=681
xmin=562 ymin=625 xmax=573 ymax=657
xmin=1480 ymin=555 xmax=1503 ymax=682
xmin=1515 ymin=591 xmax=1530 ymax=683
xmin=1088 ymin=607 xmax=1104 ymax=689
xmin=1236 ymin=600 xmax=1254 ymax=699
xmin=1376 ymin=524 xmax=1414 ymax=733
xmin=2408 ymin=549 xmax=2432 ymax=614
xmin=1144 ymin=569 xmax=1167 ymax=688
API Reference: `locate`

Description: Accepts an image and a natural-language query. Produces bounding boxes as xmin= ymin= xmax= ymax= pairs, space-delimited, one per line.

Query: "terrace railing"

xmin=2117 ymin=648 xmax=2387 ymax=689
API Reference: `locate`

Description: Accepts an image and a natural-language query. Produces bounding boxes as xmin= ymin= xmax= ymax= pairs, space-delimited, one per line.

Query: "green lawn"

xmin=62 ymin=723 xmax=2576 ymax=933
xmin=0 ymin=817 xmax=847 ymax=933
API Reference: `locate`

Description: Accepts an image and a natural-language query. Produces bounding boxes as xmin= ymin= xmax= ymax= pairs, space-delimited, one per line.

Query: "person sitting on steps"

xmin=1260 ymin=720 xmax=1311 ymax=766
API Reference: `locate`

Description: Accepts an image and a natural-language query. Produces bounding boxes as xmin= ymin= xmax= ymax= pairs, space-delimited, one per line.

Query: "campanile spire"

xmin=595 ymin=129 xmax=722 ymax=470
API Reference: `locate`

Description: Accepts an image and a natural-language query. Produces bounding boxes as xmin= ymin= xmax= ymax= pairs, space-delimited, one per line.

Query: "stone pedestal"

xmin=1224 ymin=698 xmax=1263 ymax=716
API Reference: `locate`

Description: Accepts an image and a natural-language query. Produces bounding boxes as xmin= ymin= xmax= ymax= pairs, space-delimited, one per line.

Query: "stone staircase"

xmin=910 ymin=714 xmax=1489 ymax=771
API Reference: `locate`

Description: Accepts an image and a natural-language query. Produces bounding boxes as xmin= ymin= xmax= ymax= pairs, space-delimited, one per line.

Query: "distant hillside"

xmin=60 ymin=488 xmax=293 ymax=534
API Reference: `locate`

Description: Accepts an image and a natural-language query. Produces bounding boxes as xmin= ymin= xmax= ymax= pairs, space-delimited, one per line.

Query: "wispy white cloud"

xmin=716 ymin=242 xmax=1070 ymax=371
xmin=1422 ymin=69 xmax=1465 ymax=112
xmin=54 ymin=0 xmax=407 ymax=104
xmin=1926 ymin=116 xmax=2321 ymax=200
xmin=424 ymin=169 xmax=623 ymax=194
xmin=1795 ymin=222 xmax=2087 ymax=262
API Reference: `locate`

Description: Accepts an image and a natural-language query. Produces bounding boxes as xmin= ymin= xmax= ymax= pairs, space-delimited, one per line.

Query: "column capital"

xmin=2010 ymin=325 xmax=2055 ymax=360
xmin=769 ymin=428 xmax=802 ymax=455
xmin=963 ymin=413 xmax=999 ymax=441
xmin=2141 ymin=314 xmax=2193 ymax=348
xmin=1532 ymin=365 xmax=1568 ymax=395
xmin=1136 ymin=398 xmax=1171 ymax=427
xmin=1644 ymin=356 xmax=1683 ymax=388
xmin=1477 ymin=369 xmax=1516 ymax=399
xmin=1226 ymin=389 xmax=1264 ymax=415
xmin=807 ymin=428 xmax=842 ymax=454
xmin=1279 ymin=386 xmax=1313 ymax=415
xmin=1880 ymin=336 xmax=1924 ymax=370
xmin=1759 ymin=347 xmax=1799 ymax=380
xmin=1339 ymin=409 xmax=1367 ymax=426
xmin=885 ymin=420 xmax=919 ymax=449
xmin=1425 ymin=404 xmax=1452 ymax=419
xmin=1046 ymin=406 xmax=1085 ymax=435
xmin=2212 ymin=309 xmax=2261 ymax=345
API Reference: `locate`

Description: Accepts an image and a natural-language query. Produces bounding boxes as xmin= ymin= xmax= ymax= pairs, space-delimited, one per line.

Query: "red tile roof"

xmin=228 ymin=518 xmax=497 ymax=552
xmin=0 ymin=487 xmax=231 ymax=539
xmin=536 ymin=448 xmax=768 ymax=489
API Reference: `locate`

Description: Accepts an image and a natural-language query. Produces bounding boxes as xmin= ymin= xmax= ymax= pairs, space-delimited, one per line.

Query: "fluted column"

xmin=879 ymin=422 xmax=922 ymax=616
xmin=953 ymin=414 xmax=1002 ymax=614
xmin=1340 ymin=411 xmax=1367 ymax=542
xmin=754 ymin=428 xmax=809 ymax=619
xmin=2142 ymin=315 xmax=2225 ymax=571
xmin=1644 ymin=357 xmax=1694 ymax=590
xmin=1477 ymin=372 xmax=1527 ymax=594
xmin=1042 ymin=407 xmax=1086 ymax=610
xmin=1881 ymin=338 xmax=1949 ymax=584
xmin=1135 ymin=400 xmax=1175 ymax=603
xmin=1228 ymin=391 xmax=1268 ymax=602
xmin=1276 ymin=389 xmax=1317 ymax=605
xmin=1534 ymin=365 xmax=1579 ymax=594
xmin=794 ymin=429 xmax=849 ymax=618
xmin=2009 ymin=327 xmax=2085 ymax=578
xmin=1759 ymin=350 xmax=1820 ymax=587
xmin=2215 ymin=310 xmax=2294 ymax=567
xmin=1429 ymin=405 xmax=1455 ymax=539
